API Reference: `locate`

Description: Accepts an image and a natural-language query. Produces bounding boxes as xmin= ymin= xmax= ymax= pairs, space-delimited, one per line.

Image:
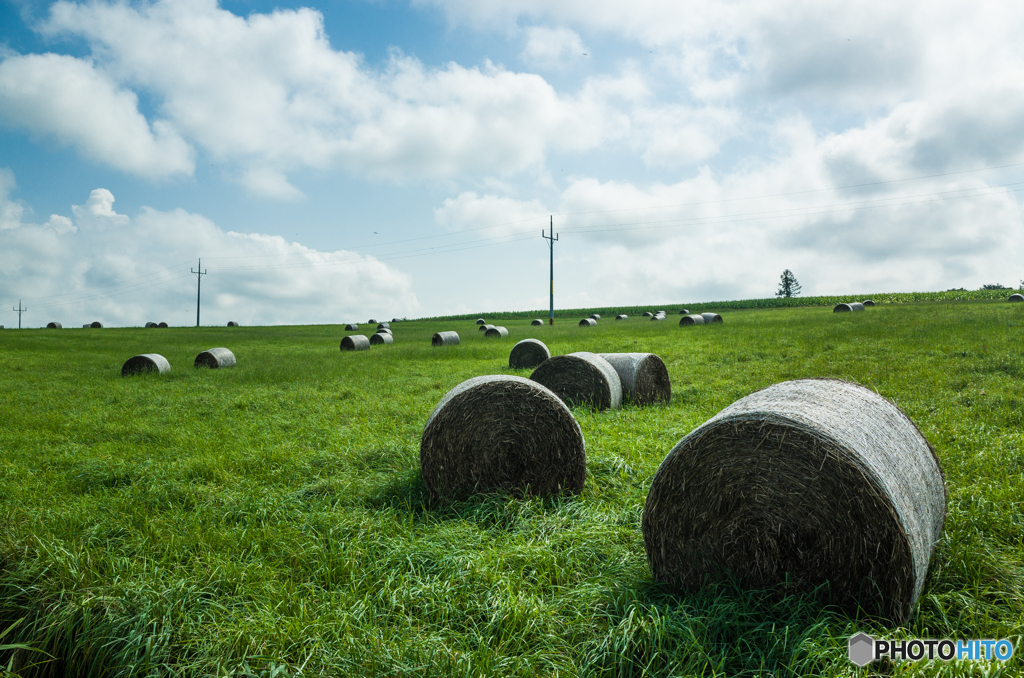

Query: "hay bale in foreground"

xmin=833 ymin=303 xmax=852 ymax=313
xmin=531 ymin=319 xmax=543 ymax=326
xmin=642 ymin=378 xmax=946 ymax=624
xmin=370 ymin=332 xmax=393 ymax=345
xmin=597 ymin=353 xmax=671 ymax=406
xmin=509 ymin=339 xmax=550 ymax=369
xmin=529 ymin=352 xmax=622 ymax=411
xmin=227 ymin=321 xmax=239 ymax=327
xmin=862 ymin=300 xmax=876 ymax=306
xmin=579 ymin=318 xmax=596 ymax=327
xmin=1010 ymin=294 xmax=1024 ymax=302
xmin=700 ymin=313 xmax=722 ymax=324
xmin=90 ymin=322 xmax=104 ymax=328
xmin=849 ymin=302 xmax=865 ymax=312
xmin=121 ymin=353 xmax=171 ymax=376
xmin=420 ymin=375 xmax=586 ymax=499
xmin=432 ymin=331 xmax=460 ymax=346
xmin=485 ymin=326 xmax=509 ymax=338
xmin=158 ymin=322 xmax=168 ymax=328
xmin=194 ymin=347 xmax=236 ymax=369
xmin=679 ymin=314 xmax=705 ymax=326
xmin=476 ymin=318 xmax=486 ymax=325
xmin=479 ymin=324 xmax=495 ymax=332
xmin=340 ymin=335 xmax=370 ymax=351
xmin=345 ymin=324 xmax=359 ymax=331
xmin=616 ymin=314 xmax=627 ymax=320
xmin=145 ymin=322 xmax=157 ymax=328
xmin=46 ymin=322 xmax=62 ymax=329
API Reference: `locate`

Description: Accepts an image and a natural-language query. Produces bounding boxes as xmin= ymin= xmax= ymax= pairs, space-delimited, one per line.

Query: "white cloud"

xmin=521 ymin=26 xmax=587 ymax=69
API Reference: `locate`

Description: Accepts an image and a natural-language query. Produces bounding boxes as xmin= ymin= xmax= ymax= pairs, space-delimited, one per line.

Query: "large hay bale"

xmin=145 ymin=322 xmax=157 ymax=328
xmin=420 ymin=375 xmax=586 ymax=499
xmin=377 ymin=322 xmax=390 ymax=330
xmin=833 ymin=303 xmax=852 ymax=313
xmin=485 ymin=326 xmax=509 ymax=338
xmin=227 ymin=321 xmax=239 ymax=327
xmin=341 ymin=335 xmax=370 ymax=351
xmin=370 ymin=332 xmax=393 ymax=345
xmin=700 ymin=313 xmax=722 ymax=324
xmin=642 ymin=378 xmax=946 ymax=624
xmin=529 ymin=352 xmax=622 ymax=411
xmin=597 ymin=353 xmax=671 ymax=406
xmin=90 ymin=321 xmax=104 ymax=328
xmin=679 ymin=314 xmax=705 ymax=326
xmin=531 ymin=319 xmax=543 ymax=326
xmin=476 ymin=318 xmax=486 ymax=325
xmin=616 ymin=314 xmax=627 ymax=320
xmin=579 ymin=318 xmax=596 ymax=327
xmin=121 ymin=353 xmax=171 ymax=376
xmin=849 ymin=302 xmax=865 ymax=312
xmin=432 ymin=331 xmax=460 ymax=346
xmin=509 ymin=338 xmax=550 ymax=369
xmin=1009 ymin=294 xmax=1024 ymax=302
xmin=590 ymin=313 xmax=601 ymax=320
xmin=862 ymin=300 xmax=876 ymax=306
xmin=46 ymin=322 xmax=62 ymax=329
xmin=479 ymin=324 xmax=495 ymax=332
xmin=345 ymin=324 xmax=359 ymax=331
xmin=194 ymin=347 xmax=236 ymax=369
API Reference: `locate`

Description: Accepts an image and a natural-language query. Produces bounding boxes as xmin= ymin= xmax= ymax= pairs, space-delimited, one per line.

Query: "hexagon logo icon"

xmin=848 ymin=632 xmax=875 ymax=666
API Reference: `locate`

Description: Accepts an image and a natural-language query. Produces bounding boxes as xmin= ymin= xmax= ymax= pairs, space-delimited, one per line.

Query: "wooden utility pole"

xmin=12 ymin=300 xmax=26 ymax=329
xmin=542 ymin=217 xmax=558 ymax=325
xmin=191 ymin=259 xmax=207 ymax=327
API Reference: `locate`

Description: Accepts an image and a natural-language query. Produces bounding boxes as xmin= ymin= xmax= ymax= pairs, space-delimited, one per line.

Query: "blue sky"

xmin=2 ymin=0 xmax=1023 ymax=327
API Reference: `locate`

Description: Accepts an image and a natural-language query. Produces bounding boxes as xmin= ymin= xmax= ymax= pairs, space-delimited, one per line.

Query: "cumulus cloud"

xmin=0 ymin=176 xmax=419 ymax=326
xmin=521 ymin=26 xmax=587 ymax=69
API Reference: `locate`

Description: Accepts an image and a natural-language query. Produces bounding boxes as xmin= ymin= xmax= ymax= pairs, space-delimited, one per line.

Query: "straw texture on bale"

xmin=432 ymin=331 xmax=460 ymax=346
xmin=420 ymin=375 xmax=586 ymax=499
xmin=145 ymin=322 xmax=157 ymax=328
xmin=194 ymin=347 xmax=236 ymax=369
xmin=345 ymin=324 xmax=359 ymax=331
xmin=833 ymin=303 xmax=852 ymax=313
xmin=485 ymin=326 xmax=509 ymax=338
xmin=597 ymin=353 xmax=671 ymax=406
xmin=642 ymin=378 xmax=946 ymax=624
xmin=680 ymin=314 xmax=705 ymax=326
xmin=700 ymin=313 xmax=722 ymax=324
xmin=479 ymin=324 xmax=495 ymax=332
xmin=590 ymin=314 xmax=601 ymax=320
xmin=1009 ymin=294 xmax=1024 ymax=302
xmin=509 ymin=338 xmax=550 ymax=369
xmin=46 ymin=322 xmax=62 ymax=329
xmin=579 ymin=318 xmax=597 ymax=327
xmin=529 ymin=352 xmax=622 ymax=411
xmin=377 ymin=322 xmax=390 ymax=329
xmin=158 ymin=322 xmax=168 ymax=328
xmin=227 ymin=321 xmax=239 ymax=327
xmin=849 ymin=302 xmax=865 ymax=312
xmin=862 ymin=300 xmax=876 ymax=306
xmin=531 ymin=319 xmax=543 ymax=325
xmin=370 ymin=332 xmax=394 ymax=345
xmin=121 ymin=353 xmax=171 ymax=376
xmin=90 ymin=322 xmax=104 ymax=328
xmin=616 ymin=314 xmax=627 ymax=320
xmin=476 ymin=318 xmax=486 ymax=324
xmin=643 ymin=312 xmax=654 ymax=317
xmin=340 ymin=335 xmax=371 ymax=351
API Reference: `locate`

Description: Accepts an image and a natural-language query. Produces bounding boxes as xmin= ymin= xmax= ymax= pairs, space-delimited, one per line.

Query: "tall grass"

xmin=0 ymin=301 xmax=1022 ymax=675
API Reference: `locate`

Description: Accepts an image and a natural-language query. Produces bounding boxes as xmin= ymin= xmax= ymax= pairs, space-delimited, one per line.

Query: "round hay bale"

xmin=479 ymin=324 xmax=495 ymax=332
xmin=651 ymin=315 xmax=666 ymax=322
xmin=145 ymin=322 xmax=157 ymax=328
xmin=420 ymin=375 xmax=586 ymax=499
xmin=375 ymin=327 xmax=393 ymax=336
xmin=597 ymin=353 xmax=671 ymax=406
xmin=476 ymin=318 xmax=486 ymax=325
xmin=377 ymin=322 xmax=390 ymax=330
xmin=579 ymin=318 xmax=596 ymax=327
xmin=700 ymin=313 xmax=722 ymax=324
xmin=679 ymin=314 xmax=705 ymax=326
xmin=158 ymin=322 xmax=168 ymax=328
xmin=90 ymin=321 xmax=103 ymax=328
xmin=432 ymin=331 xmax=460 ymax=346
xmin=121 ymin=353 xmax=171 ymax=376
xmin=862 ymin=300 xmax=876 ymax=306
xmin=643 ymin=312 xmax=654 ymax=318
xmin=345 ymin=324 xmax=359 ymax=331
xmin=227 ymin=321 xmax=239 ymax=327
xmin=340 ymin=335 xmax=370 ymax=351
xmin=849 ymin=302 xmax=865 ymax=312
xmin=46 ymin=322 xmax=62 ymax=329
xmin=529 ymin=351 xmax=622 ymax=411
xmin=370 ymin=332 xmax=393 ymax=345
xmin=642 ymin=378 xmax=946 ymax=624
xmin=509 ymin=338 xmax=550 ymax=369
xmin=485 ymin=326 xmax=509 ymax=338
xmin=590 ymin=313 xmax=601 ymax=320
xmin=368 ymin=319 xmax=377 ymax=324
xmin=833 ymin=303 xmax=853 ymax=313
xmin=531 ymin=319 xmax=543 ymax=326
xmin=678 ymin=308 xmax=689 ymax=315
xmin=616 ymin=314 xmax=627 ymax=320
xmin=1009 ymin=294 xmax=1024 ymax=302
xmin=391 ymin=318 xmax=403 ymax=323
xmin=194 ymin=347 xmax=236 ymax=369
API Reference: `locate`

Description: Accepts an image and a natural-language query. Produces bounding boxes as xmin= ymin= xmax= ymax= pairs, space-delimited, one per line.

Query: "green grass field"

xmin=1 ymin=301 xmax=1023 ymax=676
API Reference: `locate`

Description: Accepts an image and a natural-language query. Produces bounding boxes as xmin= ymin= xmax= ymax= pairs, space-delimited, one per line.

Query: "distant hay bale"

xmin=90 ymin=322 xmax=103 ymax=328
xmin=651 ymin=315 xmax=666 ymax=322
xmin=370 ymin=332 xmax=393 ymax=345
xmin=121 ymin=353 xmax=171 ymax=376
xmin=849 ymin=302 xmax=865 ymax=312
xmin=862 ymin=300 xmax=876 ymax=306
xmin=158 ymin=322 xmax=168 ymax=328
xmin=391 ymin=318 xmax=403 ymax=323
xmin=377 ymin=322 xmax=390 ymax=329
xmin=700 ymin=313 xmax=722 ymax=324
xmin=476 ymin=318 xmax=486 ymax=325
xmin=642 ymin=378 xmax=946 ymax=624
xmin=345 ymin=324 xmax=359 ymax=331
xmin=597 ymin=353 xmax=671 ymax=406
xmin=509 ymin=338 xmax=550 ymax=369
xmin=531 ymin=319 xmax=543 ymax=326
xmin=227 ymin=321 xmax=239 ymax=327
xmin=432 ymin=331 xmax=460 ymax=346
xmin=340 ymin=335 xmax=371 ymax=351
xmin=368 ymin=318 xmax=377 ymax=324
xmin=1009 ymin=294 xmax=1024 ymax=302
xmin=678 ymin=308 xmax=689 ymax=315
xmin=529 ymin=351 xmax=622 ymax=411
xmin=479 ymin=324 xmax=495 ymax=332
xmin=420 ymin=375 xmax=586 ymax=499
xmin=46 ymin=322 xmax=62 ymax=329
xmin=83 ymin=324 xmax=90 ymax=328
xmin=643 ymin=312 xmax=654 ymax=318
xmin=579 ymin=318 xmax=597 ymax=327
xmin=679 ymin=314 xmax=705 ymax=326
xmin=590 ymin=314 xmax=601 ymax=320
xmin=375 ymin=327 xmax=393 ymax=336
xmin=485 ymin=326 xmax=509 ymax=338
xmin=145 ymin=322 xmax=157 ymax=328
xmin=616 ymin=314 xmax=627 ymax=320
xmin=833 ymin=303 xmax=853 ymax=313
xmin=194 ymin=347 xmax=236 ymax=369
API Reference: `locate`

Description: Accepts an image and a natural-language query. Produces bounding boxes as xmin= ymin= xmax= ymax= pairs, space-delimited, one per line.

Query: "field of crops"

xmin=1 ymin=300 xmax=1023 ymax=676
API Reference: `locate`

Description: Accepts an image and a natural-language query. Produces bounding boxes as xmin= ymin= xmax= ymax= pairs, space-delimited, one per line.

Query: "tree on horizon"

xmin=776 ymin=269 xmax=802 ymax=298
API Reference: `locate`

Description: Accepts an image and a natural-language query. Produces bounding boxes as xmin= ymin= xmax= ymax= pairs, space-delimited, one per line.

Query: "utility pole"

xmin=12 ymin=300 xmax=26 ymax=329
xmin=191 ymin=259 xmax=207 ymax=327
xmin=542 ymin=216 xmax=558 ymax=325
